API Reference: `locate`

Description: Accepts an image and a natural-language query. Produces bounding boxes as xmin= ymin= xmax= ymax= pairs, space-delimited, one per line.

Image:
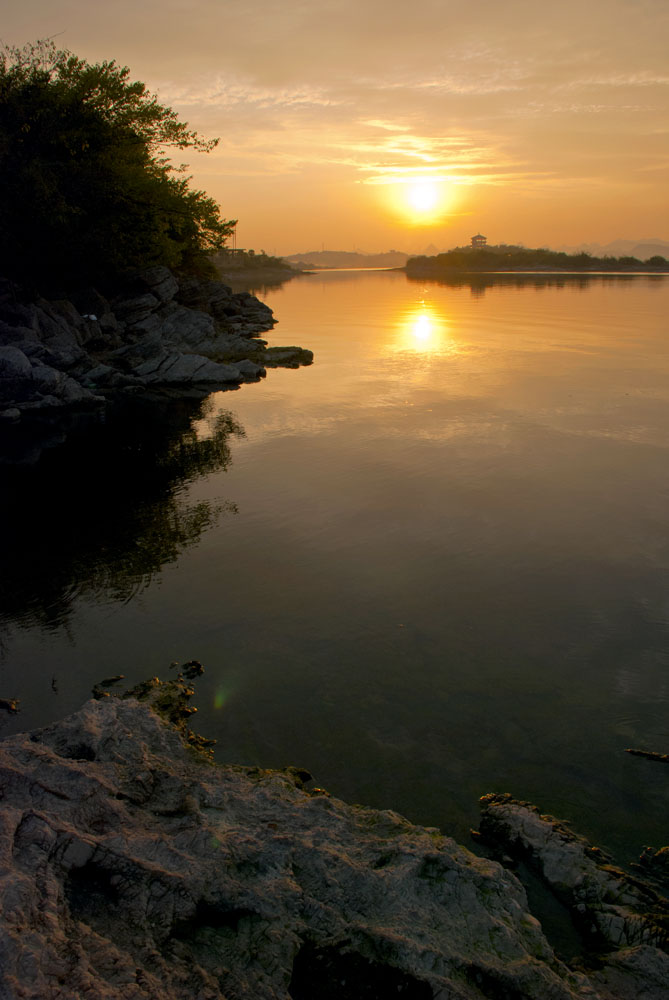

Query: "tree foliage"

xmin=0 ymin=40 xmax=236 ymax=292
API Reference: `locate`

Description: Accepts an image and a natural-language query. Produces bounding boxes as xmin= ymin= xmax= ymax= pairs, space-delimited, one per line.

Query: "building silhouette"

xmin=471 ymin=233 xmax=487 ymax=249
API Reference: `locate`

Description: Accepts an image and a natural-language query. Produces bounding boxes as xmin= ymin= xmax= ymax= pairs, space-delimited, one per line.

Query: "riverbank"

xmin=213 ymin=265 xmax=310 ymax=288
xmin=0 ymin=266 xmax=312 ymax=423
xmin=210 ymin=249 xmax=310 ymax=290
xmin=1 ymin=675 xmax=668 ymax=1000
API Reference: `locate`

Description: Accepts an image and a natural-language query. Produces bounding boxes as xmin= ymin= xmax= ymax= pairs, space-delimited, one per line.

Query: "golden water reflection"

xmin=395 ymin=300 xmax=459 ymax=355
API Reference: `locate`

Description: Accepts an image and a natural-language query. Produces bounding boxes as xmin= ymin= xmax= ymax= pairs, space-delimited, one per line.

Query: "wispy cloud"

xmin=361 ymin=120 xmax=412 ymax=133
xmin=509 ymin=101 xmax=657 ymax=117
xmin=157 ymin=77 xmax=345 ymax=110
xmin=559 ymin=71 xmax=669 ymax=90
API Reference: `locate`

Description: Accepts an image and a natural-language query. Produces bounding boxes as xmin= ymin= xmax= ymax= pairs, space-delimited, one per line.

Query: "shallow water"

xmin=2 ymin=269 xmax=669 ymax=863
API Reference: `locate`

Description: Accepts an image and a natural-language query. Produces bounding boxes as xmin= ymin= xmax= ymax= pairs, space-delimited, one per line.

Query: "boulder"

xmin=262 ymin=346 xmax=314 ymax=367
xmin=111 ymin=292 xmax=160 ymax=327
xmin=0 ymin=685 xmax=603 ymax=1000
xmin=0 ymin=345 xmax=32 ymax=378
xmin=0 ymin=319 xmax=39 ymax=347
xmin=176 ymin=278 xmax=275 ymax=334
xmin=234 ymin=358 xmax=266 ymax=379
xmin=0 ymin=346 xmax=36 ymax=403
xmin=154 ymin=303 xmax=220 ymax=354
xmin=176 ymin=275 xmax=234 ymax=313
xmin=133 ymin=351 xmax=244 ymax=384
xmin=136 ymin=266 xmax=179 ymax=304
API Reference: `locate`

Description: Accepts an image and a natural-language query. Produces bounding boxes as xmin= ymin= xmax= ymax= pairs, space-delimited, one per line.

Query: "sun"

xmin=406 ymin=181 xmax=439 ymax=215
xmin=373 ymin=174 xmax=455 ymax=227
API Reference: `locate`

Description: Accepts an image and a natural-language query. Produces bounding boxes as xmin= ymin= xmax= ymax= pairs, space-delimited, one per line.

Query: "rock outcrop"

xmin=1 ymin=680 xmax=668 ymax=999
xmin=0 ymin=267 xmax=313 ymax=419
xmin=478 ymin=793 xmax=669 ymax=999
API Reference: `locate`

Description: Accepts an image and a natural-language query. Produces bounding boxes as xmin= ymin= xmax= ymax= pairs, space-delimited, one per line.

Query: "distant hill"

xmin=282 ymin=250 xmax=409 ymax=269
xmin=561 ymin=238 xmax=669 ymax=259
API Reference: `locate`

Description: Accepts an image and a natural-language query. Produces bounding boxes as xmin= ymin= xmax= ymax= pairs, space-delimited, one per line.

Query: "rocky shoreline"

xmin=1 ymin=677 xmax=668 ymax=1000
xmin=0 ymin=266 xmax=313 ymax=423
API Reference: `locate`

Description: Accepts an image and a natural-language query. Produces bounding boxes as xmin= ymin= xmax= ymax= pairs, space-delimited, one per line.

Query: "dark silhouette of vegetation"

xmin=406 ymin=244 xmax=669 ymax=276
xmin=0 ymin=40 xmax=236 ymax=294
xmin=0 ymin=395 xmax=244 ymax=631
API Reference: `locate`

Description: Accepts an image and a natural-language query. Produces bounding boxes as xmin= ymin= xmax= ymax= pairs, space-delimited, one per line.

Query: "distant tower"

xmin=471 ymin=233 xmax=487 ymax=249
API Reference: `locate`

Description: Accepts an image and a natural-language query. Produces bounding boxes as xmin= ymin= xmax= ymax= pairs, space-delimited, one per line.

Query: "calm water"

xmin=2 ymin=269 xmax=669 ymax=865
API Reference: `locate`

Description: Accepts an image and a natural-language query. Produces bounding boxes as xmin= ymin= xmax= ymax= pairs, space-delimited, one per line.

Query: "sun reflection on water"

xmin=395 ymin=301 xmax=457 ymax=355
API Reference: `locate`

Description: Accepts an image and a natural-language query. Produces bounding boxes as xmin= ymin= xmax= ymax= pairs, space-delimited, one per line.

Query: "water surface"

xmin=2 ymin=270 xmax=669 ymax=864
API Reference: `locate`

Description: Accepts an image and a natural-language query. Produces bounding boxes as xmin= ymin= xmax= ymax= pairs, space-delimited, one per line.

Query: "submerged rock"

xmin=2 ymin=682 xmax=667 ymax=999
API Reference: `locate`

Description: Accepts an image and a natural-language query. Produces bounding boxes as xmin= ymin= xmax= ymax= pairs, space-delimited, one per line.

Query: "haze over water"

xmin=2 ymin=269 xmax=669 ymax=864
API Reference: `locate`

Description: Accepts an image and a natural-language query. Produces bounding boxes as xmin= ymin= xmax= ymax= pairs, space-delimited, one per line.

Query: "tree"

xmin=0 ymin=40 xmax=236 ymax=293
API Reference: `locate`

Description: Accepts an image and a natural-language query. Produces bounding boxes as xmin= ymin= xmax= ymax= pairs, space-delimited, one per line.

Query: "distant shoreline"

xmin=214 ymin=265 xmax=307 ymax=282
xmin=403 ymin=265 xmax=669 ymax=276
xmin=404 ymin=244 xmax=669 ymax=277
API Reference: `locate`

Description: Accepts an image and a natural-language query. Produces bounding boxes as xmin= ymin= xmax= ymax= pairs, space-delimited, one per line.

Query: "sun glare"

xmin=377 ymin=177 xmax=453 ymax=226
xmin=412 ymin=313 xmax=433 ymax=341
xmin=396 ymin=301 xmax=457 ymax=354
xmin=407 ymin=181 xmax=439 ymax=214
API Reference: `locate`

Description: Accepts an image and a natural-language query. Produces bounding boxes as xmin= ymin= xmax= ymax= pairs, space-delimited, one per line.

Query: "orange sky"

xmin=4 ymin=0 xmax=669 ymax=254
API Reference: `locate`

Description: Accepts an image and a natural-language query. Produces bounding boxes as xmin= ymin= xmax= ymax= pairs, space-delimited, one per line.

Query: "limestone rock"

xmin=0 ymin=345 xmax=102 ymax=409
xmin=262 ymin=346 xmax=314 ymax=367
xmin=154 ymin=302 xmax=221 ymax=354
xmin=478 ymin=793 xmax=669 ymax=999
xmin=111 ymin=291 xmax=160 ymax=327
xmin=176 ymin=278 xmax=275 ymax=336
xmin=0 ymin=319 xmax=38 ymax=347
xmin=136 ymin=266 xmax=180 ymax=304
xmin=234 ymin=358 xmax=266 ymax=379
xmin=0 ymin=345 xmax=31 ymax=378
xmin=0 ymin=688 xmax=623 ymax=1000
xmin=133 ymin=352 xmax=243 ymax=384
xmin=0 ymin=268 xmax=312 ymax=418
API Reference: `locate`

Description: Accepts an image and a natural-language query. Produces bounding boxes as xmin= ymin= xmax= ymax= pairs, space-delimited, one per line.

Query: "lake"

xmin=2 ymin=268 xmax=669 ymax=866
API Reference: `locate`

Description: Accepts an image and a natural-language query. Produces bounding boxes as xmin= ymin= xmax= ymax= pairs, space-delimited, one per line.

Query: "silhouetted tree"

xmin=0 ymin=40 xmax=235 ymax=293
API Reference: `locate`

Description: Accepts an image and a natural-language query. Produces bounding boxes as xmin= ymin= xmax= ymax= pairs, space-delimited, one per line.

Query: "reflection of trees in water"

xmin=0 ymin=395 xmax=244 ymax=634
xmin=406 ymin=272 xmax=665 ymax=296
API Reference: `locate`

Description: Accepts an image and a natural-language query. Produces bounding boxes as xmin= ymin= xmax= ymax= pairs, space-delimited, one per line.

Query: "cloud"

xmin=361 ymin=120 xmax=412 ymax=133
xmin=559 ymin=72 xmax=669 ymax=90
xmin=156 ymin=77 xmax=346 ymax=111
xmin=3 ymin=0 xmax=668 ymax=247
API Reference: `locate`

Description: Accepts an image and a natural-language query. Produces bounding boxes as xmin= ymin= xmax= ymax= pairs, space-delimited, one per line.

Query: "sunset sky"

xmin=4 ymin=0 xmax=669 ymax=254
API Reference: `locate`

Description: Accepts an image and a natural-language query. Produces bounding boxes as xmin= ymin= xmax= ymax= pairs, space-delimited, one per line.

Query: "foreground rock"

xmin=0 ymin=267 xmax=313 ymax=418
xmin=478 ymin=793 xmax=669 ymax=999
xmin=1 ymin=682 xmax=668 ymax=999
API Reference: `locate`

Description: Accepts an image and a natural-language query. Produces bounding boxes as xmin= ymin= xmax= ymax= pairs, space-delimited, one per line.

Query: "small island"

xmin=405 ymin=236 xmax=669 ymax=276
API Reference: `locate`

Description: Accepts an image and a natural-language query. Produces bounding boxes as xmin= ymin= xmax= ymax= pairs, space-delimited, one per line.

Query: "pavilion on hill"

xmin=470 ymin=233 xmax=487 ymax=249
